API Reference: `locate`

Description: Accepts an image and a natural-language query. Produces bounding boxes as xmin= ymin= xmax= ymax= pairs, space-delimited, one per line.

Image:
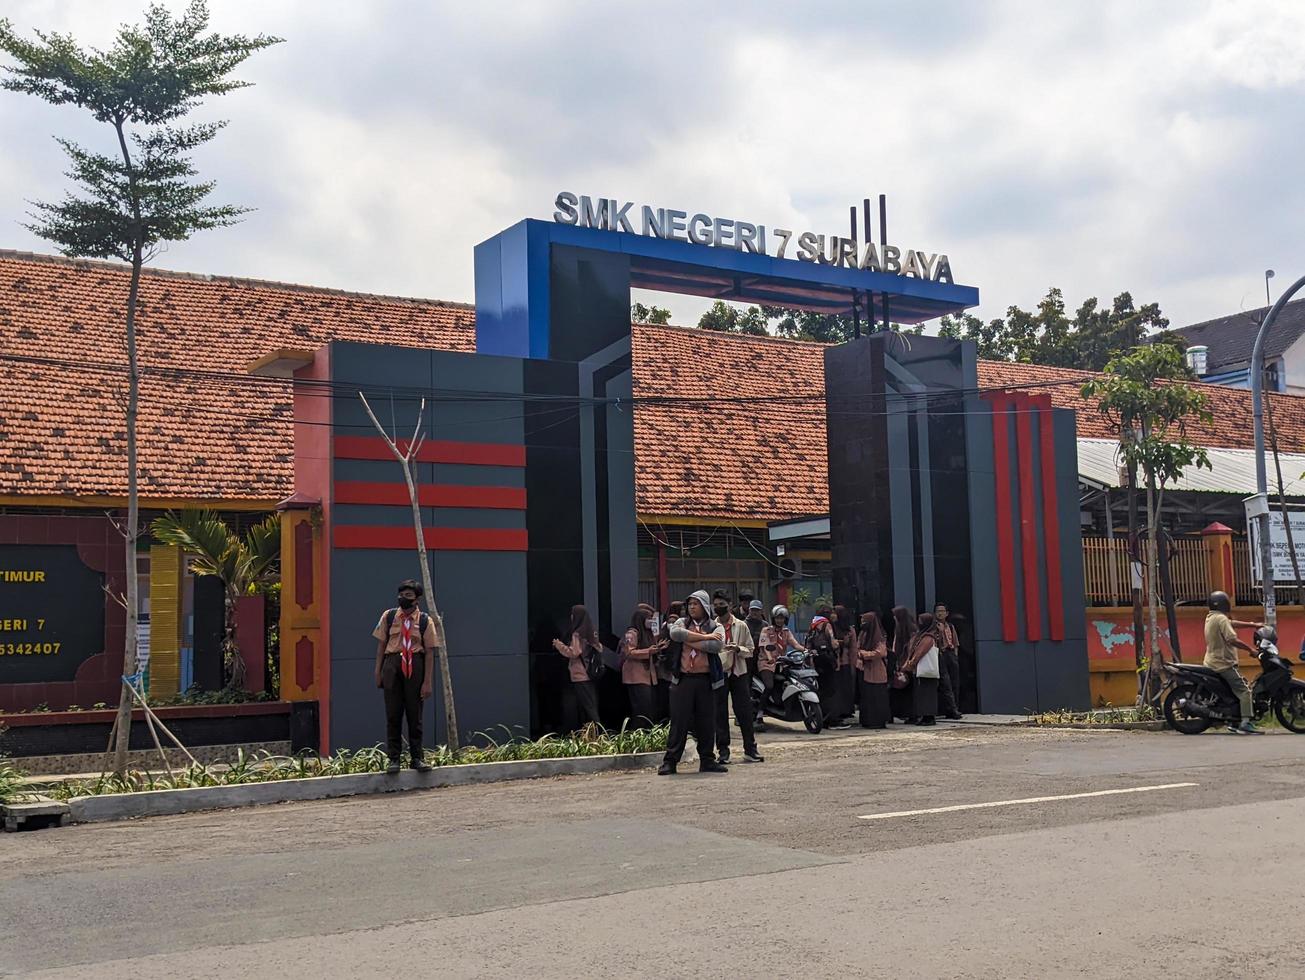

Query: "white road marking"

xmin=856 ymin=782 xmax=1200 ymax=820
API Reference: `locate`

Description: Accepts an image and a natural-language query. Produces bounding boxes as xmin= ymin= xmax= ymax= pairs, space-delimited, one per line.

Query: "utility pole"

xmin=1251 ymin=272 xmax=1305 ymax=627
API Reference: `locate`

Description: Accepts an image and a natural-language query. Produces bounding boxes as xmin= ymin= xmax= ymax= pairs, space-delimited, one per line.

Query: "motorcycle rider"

xmin=1204 ymin=590 xmax=1263 ymax=734
xmin=756 ymin=605 xmax=805 ymax=731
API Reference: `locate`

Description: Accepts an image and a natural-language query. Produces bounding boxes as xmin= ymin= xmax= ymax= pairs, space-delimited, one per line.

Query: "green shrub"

xmin=37 ymin=722 xmax=669 ymax=800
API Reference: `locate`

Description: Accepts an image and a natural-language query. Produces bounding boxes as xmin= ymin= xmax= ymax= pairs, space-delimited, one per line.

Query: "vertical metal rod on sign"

xmin=864 ymin=198 xmax=874 ymax=330
xmin=849 ymin=205 xmax=861 ymax=338
xmin=879 ymin=194 xmax=890 ymax=331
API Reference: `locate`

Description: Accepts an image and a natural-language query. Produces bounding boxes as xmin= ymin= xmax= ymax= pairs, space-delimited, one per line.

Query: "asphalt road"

xmin=6 ymin=724 xmax=1305 ymax=978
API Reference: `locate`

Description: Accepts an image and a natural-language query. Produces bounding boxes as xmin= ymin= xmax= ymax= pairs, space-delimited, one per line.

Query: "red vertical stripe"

xmin=1035 ymin=395 xmax=1065 ymax=641
xmin=988 ymin=394 xmax=1018 ymax=642
xmin=656 ymin=539 xmax=668 ymax=612
xmin=1015 ymin=396 xmax=1041 ymax=642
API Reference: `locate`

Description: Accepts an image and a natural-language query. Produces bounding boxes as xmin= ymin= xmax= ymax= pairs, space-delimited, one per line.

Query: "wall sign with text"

xmin=1 ymin=544 xmax=106 ymax=684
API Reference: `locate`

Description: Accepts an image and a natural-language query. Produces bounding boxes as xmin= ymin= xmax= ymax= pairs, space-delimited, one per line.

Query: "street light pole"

xmin=1252 ymin=272 xmax=1305 ymax=627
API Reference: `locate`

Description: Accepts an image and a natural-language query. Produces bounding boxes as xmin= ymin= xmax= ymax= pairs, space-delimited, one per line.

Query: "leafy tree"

xmin=0 ymin=2 xmax=280 ymax=775
xmin=630 ymin=302 xmax=672 ymax=325
xmin=940 ymin=288 xmax=1182 ymax=370
xmin=151 ymin=511 xmax=280 ymax=691
xmin=698 ymin=300 xmax=769 ymax=335
xmin=698 ymin=301 xmax=921 ymax=342
xmin=1082 ymin=344 xmax=1212 ymax=703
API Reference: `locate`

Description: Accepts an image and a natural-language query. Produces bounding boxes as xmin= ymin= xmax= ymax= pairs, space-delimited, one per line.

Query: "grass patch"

xmin=1028 ymin=704 xmax=1161 ymax=726
xmin=34 ymin=722 xmax=669 ymax=801
xmin=0 ymin=756 xmax=24 ymax=804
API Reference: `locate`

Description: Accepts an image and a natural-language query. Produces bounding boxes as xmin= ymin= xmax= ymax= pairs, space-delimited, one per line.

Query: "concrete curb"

xmin=66 ymin=751 xmax=663 ymax=824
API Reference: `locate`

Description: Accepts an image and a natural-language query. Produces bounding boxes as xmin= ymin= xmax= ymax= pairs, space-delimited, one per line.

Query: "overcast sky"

xmin=2 ymin=0 xmax=1303 ymax=331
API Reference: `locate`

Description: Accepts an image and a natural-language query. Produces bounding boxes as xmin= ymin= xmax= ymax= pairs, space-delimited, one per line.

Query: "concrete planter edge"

xmin=66 ymin=750 xmax=663 ymax=824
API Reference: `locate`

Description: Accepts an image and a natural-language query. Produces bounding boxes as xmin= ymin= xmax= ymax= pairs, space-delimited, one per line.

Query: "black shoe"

xmin=829 ymin=720 xmax=852 ymax=730
xmin=718 ymin=753 xmax=731 ymax=765
xmin=385 ymin=759 xmax=401 ymax=775
xmin=699 ymin=762 xmax=729 ymax=773
xmin=657 ymin=763 xmax=677 ymax=776
xmin=947 ymin=713 xmax=963 ymax=720
xmin=919 ymin=717 xmax=937 ymax=726
xmin=754 ymin=719 xmax=767 ymax=731
xmin=411 ymin=757 xmax=432 ymax=773
xmin=743 ymin=751 xmax=765 ymax=763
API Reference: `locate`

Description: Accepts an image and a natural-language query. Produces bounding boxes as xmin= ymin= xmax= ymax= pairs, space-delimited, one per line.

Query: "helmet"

xmin=771 ymin=604 xmax=789 ymax=622
xmin=1207 ymin=591 xmax=1231 ymax=613
xmin=1255 ymin=625 xmax=1279 ymax=644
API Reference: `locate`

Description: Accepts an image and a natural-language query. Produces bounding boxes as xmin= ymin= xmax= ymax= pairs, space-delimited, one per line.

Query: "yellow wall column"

xmin=148 ymin=544 xmax=184 ymax=696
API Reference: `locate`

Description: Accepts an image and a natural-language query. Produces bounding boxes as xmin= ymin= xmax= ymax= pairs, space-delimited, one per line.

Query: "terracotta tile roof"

xmin=0 ymin=251 xmax=473 ymax=500
xmin=3 ymin=250 xmax=1304 ymax=520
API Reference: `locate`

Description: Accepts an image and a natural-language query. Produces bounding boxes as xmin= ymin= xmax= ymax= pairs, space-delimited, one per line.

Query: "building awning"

xmin=1076 ymin=437 xmax=1305 ymax=497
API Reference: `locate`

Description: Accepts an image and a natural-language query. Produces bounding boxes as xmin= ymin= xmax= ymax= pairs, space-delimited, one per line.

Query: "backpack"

xmin=580 ymin=640 xmax=606 ymax=681
xmin=385 ymin=608 xmax=430 ymax=649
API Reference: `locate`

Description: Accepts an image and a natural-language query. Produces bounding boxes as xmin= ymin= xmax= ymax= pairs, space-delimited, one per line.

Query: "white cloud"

xmin=2 ymin=0 xmax=1304 ymax=335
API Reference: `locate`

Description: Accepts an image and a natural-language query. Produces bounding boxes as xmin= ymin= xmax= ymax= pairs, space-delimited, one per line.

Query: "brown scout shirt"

xmin=372 ymin=606 xmax=442 ymax=654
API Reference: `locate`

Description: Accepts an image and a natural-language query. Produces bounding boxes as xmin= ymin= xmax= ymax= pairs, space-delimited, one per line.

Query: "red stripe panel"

xmin=987 ymin=393 xmax=1018 ymax=643
xmin=334 ymin=525 xmax=528 ymax=552
xmin=335 ymin=481 xmax=526 ymax=510
xmin=1014 ymin=394 xmax=1041 ymax=642
xmin=1035 ymin=394 xmax=1065 ymax=641
xmin=334 ymin=435 xmax=526 ymax=467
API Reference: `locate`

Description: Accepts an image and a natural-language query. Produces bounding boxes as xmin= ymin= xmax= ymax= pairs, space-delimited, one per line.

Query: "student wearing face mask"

xmin=756 ymin=605 xmax=804 ymax=731
xmin=658 ymin=590 xmax=728 ymax=776
xmin=372 ymin=579 xmax=442 ymax=774
xmin=620 ymin=603 xmax=660 ymax=728
xmin=713 ymin=594 xmax=763 ymax=764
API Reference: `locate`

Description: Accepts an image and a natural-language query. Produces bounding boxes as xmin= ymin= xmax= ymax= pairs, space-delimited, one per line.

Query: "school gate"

xmin=275 ymin=208 xmax=1087 ymax=751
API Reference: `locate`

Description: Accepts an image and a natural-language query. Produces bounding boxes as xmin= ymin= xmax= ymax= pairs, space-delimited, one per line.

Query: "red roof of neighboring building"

xmin=2 ymin=250 xmax=1302 ymax=520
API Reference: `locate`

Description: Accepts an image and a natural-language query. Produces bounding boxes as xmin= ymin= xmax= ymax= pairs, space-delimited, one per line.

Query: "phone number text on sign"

xmin=1 ymin=642 xmax=61 ymax=656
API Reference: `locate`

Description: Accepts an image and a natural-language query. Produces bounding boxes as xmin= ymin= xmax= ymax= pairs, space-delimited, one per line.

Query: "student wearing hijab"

xmin=552 ymin=604 xmax=604 ymax=730
xmin=900 ymin=611 xmax=941 ymax=726
xmin=658 ymin=591 xmax=728 ymax=776
xmin=856 ymin=610 xmax=890 ymax=728
xmin=807 ymin=613 xmax=847 ymax=729
xmin=620 ymin=603 xmax=660 ymax=728
xmin=890 ymin=605 xmax=917 ymax=724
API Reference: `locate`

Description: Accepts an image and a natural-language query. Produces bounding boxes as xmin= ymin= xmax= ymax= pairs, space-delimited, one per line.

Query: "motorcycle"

xmin=1162 ymin=626 xmax=1305 ymax=734
xmin=753 ymin=648 xmax=824 ymax=734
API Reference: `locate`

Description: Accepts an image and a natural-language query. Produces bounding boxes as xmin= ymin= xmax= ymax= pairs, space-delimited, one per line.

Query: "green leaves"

xmin=1081 ymin=343 xmax=1213 ymax=489
xmin=150 ymin=509 xmax=281 ymax=595
xmin=939 ymin=288 xmax=1176 ymax=370
xmin=0 ymin=1 xmax=280 ymax=261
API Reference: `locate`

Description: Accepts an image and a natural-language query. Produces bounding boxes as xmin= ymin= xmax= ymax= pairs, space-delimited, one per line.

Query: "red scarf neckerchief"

xmin=398 ymin=608 xmax=420 ymax=679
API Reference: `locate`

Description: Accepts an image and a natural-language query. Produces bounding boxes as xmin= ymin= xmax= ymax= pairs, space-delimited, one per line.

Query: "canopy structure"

xmin=1075 ymin=438 xmax=1305 ymax=497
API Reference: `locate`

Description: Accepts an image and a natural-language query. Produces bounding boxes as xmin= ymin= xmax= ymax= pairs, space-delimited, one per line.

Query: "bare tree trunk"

xmin=359 ymin=394 xmax=460 ymax=751
xmin=1144 ymin=478 xmax=1163 ymax=705
xmin=1127 ymin=463 xmax=1146 ymax=703
xmin=111 ymin=241 xmax=143 ymax=777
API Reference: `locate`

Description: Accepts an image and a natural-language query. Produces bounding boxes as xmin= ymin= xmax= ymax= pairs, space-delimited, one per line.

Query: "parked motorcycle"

xmin=753 ymin=649 xmax=823 ymax=733
xmin=1162 ymin=626 xmax=1305 ymax=734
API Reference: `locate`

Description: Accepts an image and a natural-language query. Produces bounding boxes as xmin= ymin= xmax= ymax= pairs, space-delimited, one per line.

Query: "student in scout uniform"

xmin=552 ymin=604 xmax=604 ymax=730
xmin=713 ymin=593 xmax=763 ymax=764
xmin=373 ymin=579 xmax=442 ymax=774
xmin=620 ymin=603 xmax=660 ymax=728
xmin=933 ymin=602 xmax=964 ymax=720
xmin=658 ymin=590 xmax=728 ymax=776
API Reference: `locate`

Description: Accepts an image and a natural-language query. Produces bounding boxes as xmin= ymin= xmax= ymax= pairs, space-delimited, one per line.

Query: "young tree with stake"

xmin=359 ymin=393 xmax=460 ymax=752
xmin=0 ymin=3 xmax=280 ymax=775
xmin=1083 ymin=344 xmax=1212 ymax=704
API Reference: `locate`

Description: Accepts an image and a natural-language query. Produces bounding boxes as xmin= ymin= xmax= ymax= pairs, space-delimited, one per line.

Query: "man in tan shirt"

xmin=373 ymin=579 xmax=443 ymax=773
xmin=712 ymin=592 xmax=762 ymax=764
xmin=1203 ymin=590 xmax=1260 ymax=734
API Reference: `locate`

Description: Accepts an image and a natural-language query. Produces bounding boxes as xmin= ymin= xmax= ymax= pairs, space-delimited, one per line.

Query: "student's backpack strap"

xmin=384 ymin=608 xmax=397 ymax=635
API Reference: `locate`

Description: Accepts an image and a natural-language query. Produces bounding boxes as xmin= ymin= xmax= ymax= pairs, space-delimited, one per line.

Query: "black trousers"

xmin=626 ymin=683 xmax=656 ymax=728
xmin=564 ymin=679 xmax=601 ymax=730
xmin=663 ymin=674 xmax=716 ymax=768
xmin=654 ymin=679 xmax=672 ymax=723
xmin=938 ymin=649 xmax=961 ymax=717
xmin=382 ymin=652 xmax=425 ymax=761
xmin=715 ymin=672 xmax=758 ymax=758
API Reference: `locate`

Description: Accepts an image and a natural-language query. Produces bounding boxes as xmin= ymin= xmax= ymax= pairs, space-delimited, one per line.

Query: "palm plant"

xmin=150 ymin=510 xmax=280 ymax=690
